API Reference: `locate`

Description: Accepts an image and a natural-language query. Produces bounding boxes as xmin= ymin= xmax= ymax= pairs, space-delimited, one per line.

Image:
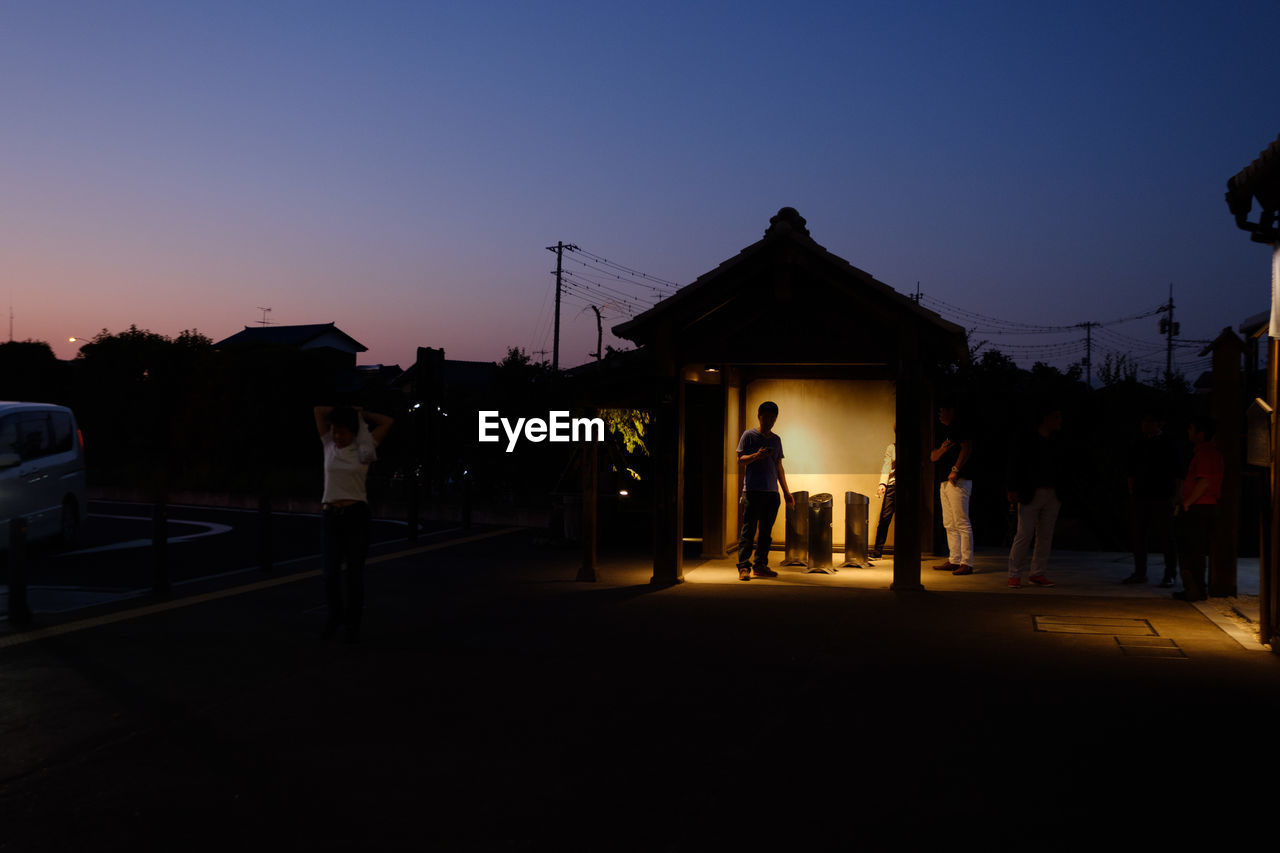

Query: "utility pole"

xmin=1158 ymin=284 xmax=1179 ymax=382
xmin=590 ymin=305 xmax=603 ymax=360
xmin=1078 ymin=321 xmax=1097 ymax=387
xmin=545 ymin=241 xmax=579 ymax=372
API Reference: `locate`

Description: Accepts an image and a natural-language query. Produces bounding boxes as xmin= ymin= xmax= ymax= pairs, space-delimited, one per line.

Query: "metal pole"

xmin=553 ymin=241 xmax=563 ymax=371
xmin=407 ymin=404 xmax=420 ymax=542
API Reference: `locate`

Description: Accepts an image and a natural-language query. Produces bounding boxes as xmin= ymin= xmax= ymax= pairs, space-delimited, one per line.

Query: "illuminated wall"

xmin=738 ymin=378 xmax=896 ymax=551
xmin=722 ymin=381 xmax=742 ymax=553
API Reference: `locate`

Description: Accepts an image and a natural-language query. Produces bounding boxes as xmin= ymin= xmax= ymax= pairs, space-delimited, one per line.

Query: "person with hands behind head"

xmin=313 ymin=405 xmax=394 ymax=642
xmin=735 ymin=400 xmax=794 ymax=581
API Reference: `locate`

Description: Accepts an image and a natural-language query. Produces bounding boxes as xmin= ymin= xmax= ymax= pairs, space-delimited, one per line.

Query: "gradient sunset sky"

xmin=3 ymin=0 xmax=1278 ymax=380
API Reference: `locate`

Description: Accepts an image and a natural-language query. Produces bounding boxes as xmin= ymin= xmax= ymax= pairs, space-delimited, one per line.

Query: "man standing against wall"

xmin=870 ymin=424 xmax=896 ymax=560
xmin=930 ymin=401 xmax=975 ymax=575
xmin=736 ymin=401 xmax=795 ymax=581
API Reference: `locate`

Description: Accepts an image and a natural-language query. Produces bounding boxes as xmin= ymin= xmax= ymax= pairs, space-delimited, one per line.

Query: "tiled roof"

xmin=214 ymin=322 xmax=367 ymax=352
xmin=612 ymin=207 xmax=965 ymax=348
xmin=1226 ymin=134 xmax=1280 ymax=242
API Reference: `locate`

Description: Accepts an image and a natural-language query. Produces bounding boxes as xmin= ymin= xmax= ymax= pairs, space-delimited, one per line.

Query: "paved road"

xmin=1 ymin=532 xmax=1277 ymax=850
xmin=1 ymin=501 xmax=451 ymax=617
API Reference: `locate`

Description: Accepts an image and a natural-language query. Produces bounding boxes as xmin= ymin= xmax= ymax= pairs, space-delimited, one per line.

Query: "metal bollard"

xmin=782 ymin=491 xmax=810 ymax=567
xmin=843 ymin=491 xmax=871 ymax=568
xmin=807 ymin=493 xmax=834 ymax=573
xmin=462 ymin=477 xmax=472 ymax=531
xmin=152 ymin=500 xmax=170 ymax=596
xmin=7 ymin=517 xmax=32 ymax=628
xmin=258 ymin=492 xmax=273 ymax=573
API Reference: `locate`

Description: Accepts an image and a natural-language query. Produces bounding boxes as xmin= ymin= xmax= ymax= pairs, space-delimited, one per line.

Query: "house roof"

xmin=214 ymin=322 xmax=368 ymax=353
xmin=1226 ymin=133 xmax=1280 ymax=242
xmin=613 ymin=207 xmax=966 ymax=362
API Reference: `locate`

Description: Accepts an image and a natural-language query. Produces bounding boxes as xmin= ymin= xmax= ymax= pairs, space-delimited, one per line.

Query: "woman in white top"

xmin=314 ymin=405 xmax=394 ymax=642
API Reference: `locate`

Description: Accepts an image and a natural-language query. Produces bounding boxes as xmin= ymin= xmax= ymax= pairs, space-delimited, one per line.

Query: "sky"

xmin=3 ymin=0 xmax=1278 ymax=382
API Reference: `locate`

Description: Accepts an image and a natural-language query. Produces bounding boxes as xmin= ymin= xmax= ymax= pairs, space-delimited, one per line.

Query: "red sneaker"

xmin=951 ymin=565 xmax=973 ymax=575
xmin=1029 ymin=574 xmax=1055 ymax=588
xmin=1008 ymin=577 xmax=1022 ymax=588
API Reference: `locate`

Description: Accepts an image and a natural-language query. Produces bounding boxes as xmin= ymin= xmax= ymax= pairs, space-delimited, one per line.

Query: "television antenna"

xmin=256 ymin=307 xmax=274 ymax=326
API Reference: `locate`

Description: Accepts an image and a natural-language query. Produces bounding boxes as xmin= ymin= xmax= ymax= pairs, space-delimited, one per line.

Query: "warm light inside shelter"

xmin=728 ymin=378 xmax=896 ymax=552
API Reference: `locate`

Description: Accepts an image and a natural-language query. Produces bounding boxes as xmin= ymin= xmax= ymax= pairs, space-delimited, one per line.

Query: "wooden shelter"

xmin=1226 ymin=134 xmax=1280 ymax=649
xmin=610 ymin=208 xmax=966 ymax=588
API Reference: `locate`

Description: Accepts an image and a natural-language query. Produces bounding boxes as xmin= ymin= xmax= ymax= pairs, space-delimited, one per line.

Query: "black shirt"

xmin=936 ymin=417 xmax=973 ymax=473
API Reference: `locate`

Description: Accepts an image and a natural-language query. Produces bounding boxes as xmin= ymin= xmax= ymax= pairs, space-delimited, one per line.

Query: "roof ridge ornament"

xmin=766 ymin=207 xmax=809 ymax=238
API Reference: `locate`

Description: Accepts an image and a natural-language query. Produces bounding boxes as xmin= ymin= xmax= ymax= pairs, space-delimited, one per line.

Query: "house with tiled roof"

xmin=214 ymin=322 xmax=368 ymax=369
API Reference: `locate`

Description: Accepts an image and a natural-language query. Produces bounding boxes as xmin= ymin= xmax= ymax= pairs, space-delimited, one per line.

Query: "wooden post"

xmin=1267 ymin=336 xmax=1279 ymax=648
xmin=578 ymin=425 xmax=598 ymax=582
xmin=1209 ymin=329 xmax=1245 ymax=596
xmin=892 ymin=331 xmax=925 ymax=591
xmin=651 ymin=377 xmax=685 ymax=585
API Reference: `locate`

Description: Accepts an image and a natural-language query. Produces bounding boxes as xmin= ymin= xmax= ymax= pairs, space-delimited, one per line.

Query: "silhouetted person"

xmin=1006 ymin=404 xmax=1065 ymax=588
xmin=314 ymin=405 xmax=394 ymax=641
xmin=1121 ymin=410 xmax=1179 ymax=586
xmin=735 ymin=401 xmax=794 ymax=581
xmin=1174 ymin=416 xmax=1223 ymax=602
xmin=930 ymin=401 xmax=974 ymax=574
xmin=869 ymin=425 xmax=895 ymax=559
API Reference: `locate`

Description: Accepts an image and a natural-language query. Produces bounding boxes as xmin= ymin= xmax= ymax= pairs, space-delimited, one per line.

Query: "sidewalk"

xmin=677 ymin=548 xmax=1268 ymax=651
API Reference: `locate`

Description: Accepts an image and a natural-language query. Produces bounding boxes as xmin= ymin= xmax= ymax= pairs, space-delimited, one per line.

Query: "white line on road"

xmin=62 ymin=515 xmax=234 ymax=555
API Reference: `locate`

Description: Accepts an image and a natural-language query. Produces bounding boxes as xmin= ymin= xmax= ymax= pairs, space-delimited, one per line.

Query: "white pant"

xmin=1008 ymin=487 xmax=1061 ymax=578
xmin=939 ymin=479 xmax=974 ymax=566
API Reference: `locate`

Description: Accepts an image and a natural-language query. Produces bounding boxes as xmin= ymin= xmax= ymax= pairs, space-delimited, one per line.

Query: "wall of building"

xmin=742 ymin=378 xmax=896 ymax=550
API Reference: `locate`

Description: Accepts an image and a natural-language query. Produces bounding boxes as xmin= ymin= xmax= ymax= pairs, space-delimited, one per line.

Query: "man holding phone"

xmin=736 ymin=400 xmax=795 ymax=581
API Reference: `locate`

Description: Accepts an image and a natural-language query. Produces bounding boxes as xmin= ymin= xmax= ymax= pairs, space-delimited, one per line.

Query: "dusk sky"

xmin=4 ymin=0 xmax=1278 ymax=381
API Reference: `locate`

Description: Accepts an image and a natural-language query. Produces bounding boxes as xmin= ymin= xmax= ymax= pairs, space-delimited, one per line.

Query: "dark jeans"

xmin=738 ymin=491 xmax=781 ymax=569
xmin=873 ymin=482 xmax=896 ymax=552
xmin=1177 ymin=504 xmax=1216 ymax=600
xmin=1131 ymin=495 xmax=1176 ymax=579
xmin=323 ymin=502 xmax=370 ymax=629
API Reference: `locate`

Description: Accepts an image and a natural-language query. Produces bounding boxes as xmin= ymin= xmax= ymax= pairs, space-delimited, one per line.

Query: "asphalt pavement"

xmin=1 ymin=529 xmax=1277 ymax=851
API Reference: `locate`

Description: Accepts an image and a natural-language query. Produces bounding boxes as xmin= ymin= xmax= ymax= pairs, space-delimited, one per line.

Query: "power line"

xmin=921 ymin=288 xmax=1210 ymax=381
xmin=562 ymin=246 xmax=683 ymax=290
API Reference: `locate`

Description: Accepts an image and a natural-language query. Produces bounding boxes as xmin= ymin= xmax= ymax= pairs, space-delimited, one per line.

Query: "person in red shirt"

xmin=1174 ymin=416 xmax=1224 ymax=602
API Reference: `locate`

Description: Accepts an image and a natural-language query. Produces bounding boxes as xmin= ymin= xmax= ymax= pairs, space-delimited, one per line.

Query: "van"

xmin=0 ymin=402 xmax=87 ymax=550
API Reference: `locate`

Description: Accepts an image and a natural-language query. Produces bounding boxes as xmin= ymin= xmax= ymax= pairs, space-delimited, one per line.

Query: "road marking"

xmin=1033 ymin=615 xmax=1157 ymax=636
xmin=62 ymin=515 xmax=234 ymax=555
xmin=0 ymin=527 xmax=522 ymax=650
